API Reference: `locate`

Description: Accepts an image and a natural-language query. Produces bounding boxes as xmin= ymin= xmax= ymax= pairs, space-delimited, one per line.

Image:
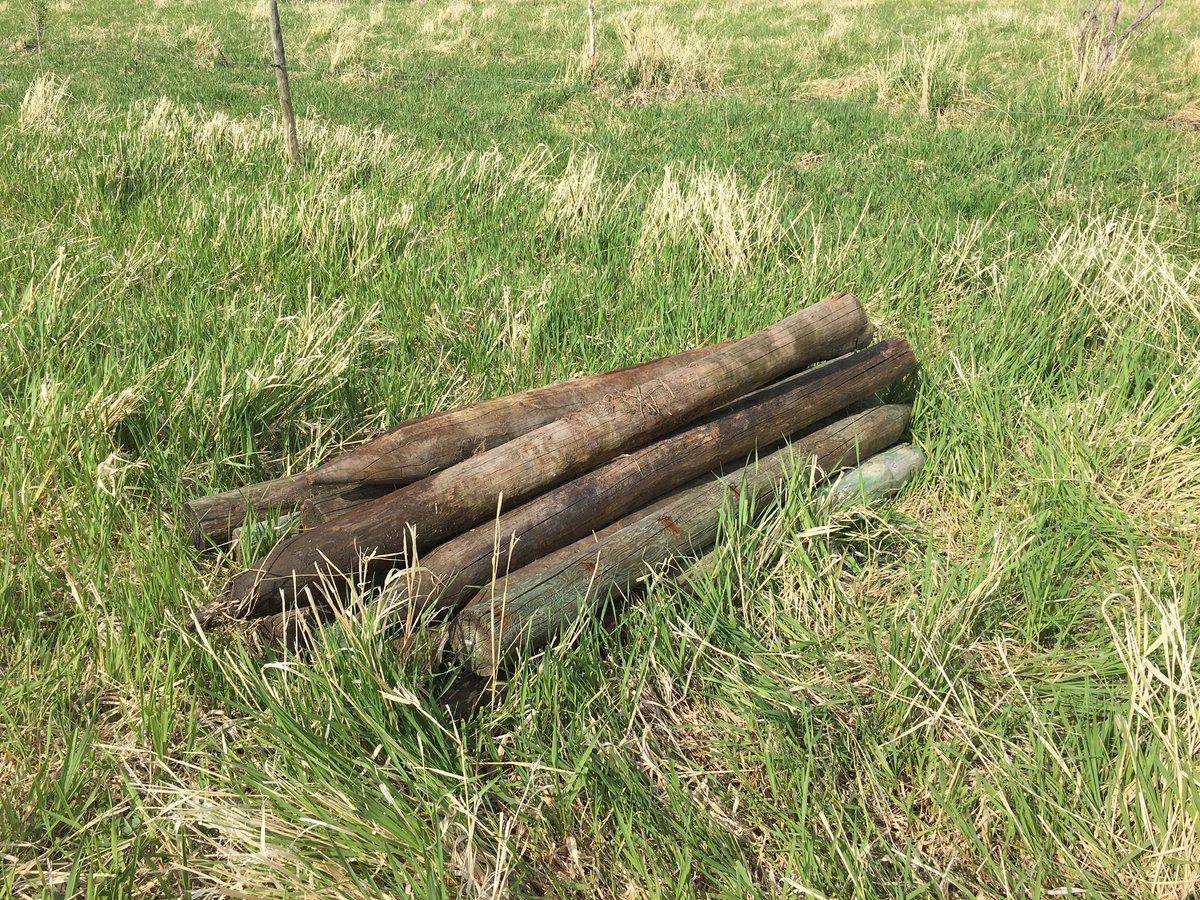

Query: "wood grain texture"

xmin=374 ymin=338 xmax=914 ymax=629
xmin=450 ymin=404 xmax=912 ymax=675
xmin=185 ymin=339 xmax=738 ymax=547
xmin=309 ymin=339 xmax=738 ymax=486
xmin=206 ymin=293 xmax=872 ymax=625
xmin=182 ymin=477 xmax=393 ymax=551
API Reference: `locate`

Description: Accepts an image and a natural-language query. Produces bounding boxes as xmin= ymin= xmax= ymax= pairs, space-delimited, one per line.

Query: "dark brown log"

xmin=300 ymin=336 xmax=881 ymax=531
xmin=254 ymin=481 xmax=694 ymax=651
xmin=255 ymin=397 xmax=890 ymax=650
xmin=182 ymin=478 xmax=395 ymax=550
xmin=309 ymin=340 xmax=740 ymax=487
xmin=258 ymin=494 xmax=661 ymax=648
xmin=298 ymin=484 xmax=400 ymax=527
xmin=374 ymin=339 xmax=914 ymax=629
xmin=185 ymin=340 xmax=737 ymax=548
xmin=208 ymin=293 xmax=873 ymax=626
xmin=450 ymin=404 xmax=912 ymax=675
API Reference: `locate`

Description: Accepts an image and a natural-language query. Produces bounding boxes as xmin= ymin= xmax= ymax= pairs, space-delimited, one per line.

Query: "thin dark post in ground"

xmin=268 ymin=0 xmax=301 ymax=164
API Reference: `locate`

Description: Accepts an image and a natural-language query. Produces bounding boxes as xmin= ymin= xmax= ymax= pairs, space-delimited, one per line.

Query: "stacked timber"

xmin=186 ymin=292 xmax=923 ymax=675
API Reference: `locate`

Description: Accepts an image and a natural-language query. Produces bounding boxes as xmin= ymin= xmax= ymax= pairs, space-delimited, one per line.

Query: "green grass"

xmin=1 ymin=0 xmax=1198 ymax=895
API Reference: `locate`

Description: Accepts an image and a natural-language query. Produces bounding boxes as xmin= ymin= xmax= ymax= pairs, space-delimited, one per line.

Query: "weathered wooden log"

xmin=254 ymin=400 xmax=890 ymax=651
xmin=256 ymin=488 xmax=687 ymax=653
xmin=182 ymin=477 xmax=397 ymax=550
xmin=301 ymin=321 xmax=875 ymax=529
xmin=254 ymin=424 xmax=915 ymax=651
xmin=309 ymin=340 xmax=741 ymax=487
xmin=436 ymin=439 xmax=923 ymax=717
xmin=184 ymin=341 xmax=738 ymax=548
xmin=204 ymin=293 xmax=873 ymax=627
xmin=299 ymin=337 xmax=885 ymax=531
xmin=373 ymin=339 xmax=914 ymax=629
xmin=675 ymin=441 xmax=926 ymax=595
xmin=819 ymin=442 xmax=926 ymax=510
xmin=298 ymin=483 xmax=406 ymax=527
xmin=449 ymin=404 xmax=912 ymax=675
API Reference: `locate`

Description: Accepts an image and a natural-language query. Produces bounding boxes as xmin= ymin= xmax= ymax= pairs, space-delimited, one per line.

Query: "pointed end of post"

xmin=307 ymin=456 xmax=363 ymax=486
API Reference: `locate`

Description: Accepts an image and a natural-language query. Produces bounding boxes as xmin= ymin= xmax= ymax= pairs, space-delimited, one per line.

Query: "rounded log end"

xmin=182 ymin=501 xmax=232 ymax=551
xmin=853 ymin=319 xmax=875 ymax=350
xmin=216 ymin=565 xmax=291 ymax=623
xmin=842 ymin=404 xmax=912 ymax=459
xmin=191 ymin=589 xmax=234 ymax=631
xmin=448 ymin=612 xmax=500 ymax=677
xmin=306 ymin=455 xmax=366 ymax=487
xmin=254 ymin=607 xmax=319 ymax=653
xmin=255 ymin=610 xmax=289 ymax=649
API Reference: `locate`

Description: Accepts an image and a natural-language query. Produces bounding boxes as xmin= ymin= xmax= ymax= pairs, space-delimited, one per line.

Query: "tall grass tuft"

xmin=873 ymin=25 xmax=967 ymax=118
xmin=638 ymin=165 xmax=791 ymax=273
xmin=305 ymin=4 xmax=372 ymax=76
xmin=616 ymin=16 xmax=725 ymax=95
xmin=17 ymin=72 xmax=68 ymax=133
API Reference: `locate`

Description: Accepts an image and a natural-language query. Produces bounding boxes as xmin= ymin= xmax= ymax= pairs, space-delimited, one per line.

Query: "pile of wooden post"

xmin=188 ymin=292 xmax=920 ymax=676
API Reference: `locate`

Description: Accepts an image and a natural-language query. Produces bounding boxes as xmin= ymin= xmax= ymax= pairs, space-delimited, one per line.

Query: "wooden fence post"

xmin=268 ymin=0 xmax=301 ymax=165
xmin=587 ymin=0 xmax=597 ymax=73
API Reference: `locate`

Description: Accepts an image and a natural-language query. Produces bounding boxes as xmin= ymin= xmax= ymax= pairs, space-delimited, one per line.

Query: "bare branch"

xmin=1074 ymin=0 xmax=1166 ymax=88
xmin=1114 ymin=0 xmax=1166 ymax=48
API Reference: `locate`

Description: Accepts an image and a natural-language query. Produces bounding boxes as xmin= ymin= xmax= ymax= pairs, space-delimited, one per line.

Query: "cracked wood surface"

xmin=373 ymin=338 xmax=913 ymax=628
xmin=183 ymin=337 xmax=737 ymax=547
xmin=204 ymin=293 xmax=872 ymax=625
xmin=450 ymin=403 xmax=912 ymax=675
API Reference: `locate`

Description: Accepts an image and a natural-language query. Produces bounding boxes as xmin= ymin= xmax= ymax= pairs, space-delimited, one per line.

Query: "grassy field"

xmin=1 ymin=0 xmax=1199 ymax=895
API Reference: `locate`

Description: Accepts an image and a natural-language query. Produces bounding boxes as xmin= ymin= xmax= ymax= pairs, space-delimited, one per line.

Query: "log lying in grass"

xmin=298 ymin=483 xmax=402 ymax=528
xmin=301 ymin=319 xmax=877 ymax=530
xmin=182 ymin=477 xmax=395 ymax=550
xmin=819 ymin=442 xmax=926 ymax=510
xmin=435 ymin=440 xmax=924 ymax=720
xmin=309 ymin=340 xmax=740 ymax=487
xmin=255 ymin=429 xmax=918 ymax=652
xmin=256 ymin=482 xmax=695 ymax=652
xmin=449 ymin=403 xmax=912 ymax=676
xmin=206 ymin=293 xmax=873 ymax=625
xmin=374 ymin=339 xmax=914 ymax=629
xmin=184 ymin=339 xmax=739 ymax=548
xmin=675 ymin=441 xmax=926 ymax=595
xmin=206 ymin=295 xmax=872 ymax=623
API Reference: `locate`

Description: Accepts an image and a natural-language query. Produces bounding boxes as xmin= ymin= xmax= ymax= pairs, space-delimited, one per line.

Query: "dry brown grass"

xmin=615 ymin=15 xmax=725 ymax=96
xmin=17 ymin=72 xmax=68 ymax=133
xmin=1167 ymin=106 xmax=1200 ymax=128
xmin=637 ymin=165 xmax=792 ymax=272
xmin=872 ymin=23 xmax=968 ymax=117
xmin=178 ymin=23 xmax=221 ymax=70
xmin=1046 ymin=214 xmax=1199 ymax=356
xmin=304 ymin=4 xmax=372 ymax=75
xmin=417 ymin=0 xmax=496 ymax=54
xmin=544 ymin=152 xmax=608 ymax=233
xmin=1102 ymin=572 xmax=1200 ymax=897
xmin=802 ymin=73 xmax=870 ymax=98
